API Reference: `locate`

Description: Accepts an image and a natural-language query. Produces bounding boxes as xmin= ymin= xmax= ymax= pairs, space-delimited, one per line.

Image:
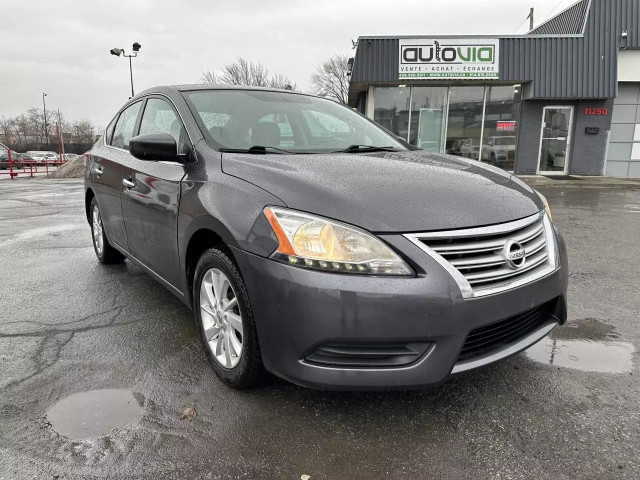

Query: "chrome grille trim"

xmin=404 ymin=212 xmax=557 ymax=298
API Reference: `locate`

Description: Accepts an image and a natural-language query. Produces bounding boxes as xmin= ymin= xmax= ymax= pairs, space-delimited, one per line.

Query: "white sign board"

xmin=399 ymin=38 xmax=499 ymax=79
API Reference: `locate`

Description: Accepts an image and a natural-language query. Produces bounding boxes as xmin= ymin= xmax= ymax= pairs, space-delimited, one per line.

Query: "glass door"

xmin=409 ymin=86 xmax=448 ymax=152
xmin=445 ymin=86 xmax=485 ymax=160
xmin=538 ymin=106 xmax=573 ymax=175
xmin=416 ymin=108 xmax=444 ymax=152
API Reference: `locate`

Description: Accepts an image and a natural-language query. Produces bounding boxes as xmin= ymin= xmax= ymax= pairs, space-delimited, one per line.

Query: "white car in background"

xmin=26 ymin=151 xmax=59 ymax=165
xmin=482 ymin=136 xmax=517 ymax=166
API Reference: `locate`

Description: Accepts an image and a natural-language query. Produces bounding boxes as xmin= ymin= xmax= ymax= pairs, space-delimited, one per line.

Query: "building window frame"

xmin=369 ymin=83 xmax=521 ymax=172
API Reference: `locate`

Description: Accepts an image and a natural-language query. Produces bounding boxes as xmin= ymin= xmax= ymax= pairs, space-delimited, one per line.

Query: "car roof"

xmin=136 ymin=84 xmax=320 ymax=100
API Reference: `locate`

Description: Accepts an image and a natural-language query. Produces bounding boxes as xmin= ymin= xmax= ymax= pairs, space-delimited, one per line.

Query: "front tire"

xmin=90 ymin=197 xmax=124 ymax=264
xmin=194 ymin=248 xmax=265 ymax=389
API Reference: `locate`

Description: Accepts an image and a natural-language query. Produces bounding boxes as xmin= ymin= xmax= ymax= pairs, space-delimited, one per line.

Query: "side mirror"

xmin=129 ymin=133 xmax=187 ymax=162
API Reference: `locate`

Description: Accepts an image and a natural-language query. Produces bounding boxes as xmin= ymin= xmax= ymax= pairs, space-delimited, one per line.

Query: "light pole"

xmin=110 ymin=42 xmax=142 ymax=98
xmin=42 ymin=92 xmax=48 ymax=145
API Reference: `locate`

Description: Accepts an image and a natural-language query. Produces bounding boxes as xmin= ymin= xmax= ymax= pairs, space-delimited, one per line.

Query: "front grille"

xmin=405 ymin=213 xmax=556 ymax=297
xmin=457 ymin=301 xmax=554 ymax=362
xmin=305 ymin=342 xmax=431 ymax=368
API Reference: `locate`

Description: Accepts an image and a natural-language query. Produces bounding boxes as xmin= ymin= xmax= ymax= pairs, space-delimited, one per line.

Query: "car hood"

xmin=222 ymin=150 xmax=542 ymax=232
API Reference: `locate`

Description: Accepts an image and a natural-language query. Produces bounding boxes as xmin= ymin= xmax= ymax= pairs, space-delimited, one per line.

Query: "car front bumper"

xmin=231 ymin=227 xmax=568 ymax=391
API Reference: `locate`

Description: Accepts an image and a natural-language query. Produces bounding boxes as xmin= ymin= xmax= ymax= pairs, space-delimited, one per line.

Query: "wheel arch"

xmin=182 ymin=216 xmax=240 ymax=308
xmin=85 ymin=187 xmax=95 ymax=224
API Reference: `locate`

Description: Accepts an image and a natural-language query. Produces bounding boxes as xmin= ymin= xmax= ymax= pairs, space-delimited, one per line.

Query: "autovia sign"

xmin=399 ymin=38 xmax=499 ymax=79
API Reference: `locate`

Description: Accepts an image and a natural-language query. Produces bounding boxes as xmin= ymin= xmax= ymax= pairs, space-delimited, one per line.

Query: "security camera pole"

xmin=110 ymin=42 xmax=142 ymax=98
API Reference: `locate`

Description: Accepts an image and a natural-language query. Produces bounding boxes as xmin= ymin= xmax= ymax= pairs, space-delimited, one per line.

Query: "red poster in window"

xmin=497 ymin=121 xmax=516 ymax=132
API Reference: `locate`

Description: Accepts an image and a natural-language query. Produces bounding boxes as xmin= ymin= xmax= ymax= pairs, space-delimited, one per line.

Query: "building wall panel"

xmin=351 ymin=0 xmax=638 ymax=101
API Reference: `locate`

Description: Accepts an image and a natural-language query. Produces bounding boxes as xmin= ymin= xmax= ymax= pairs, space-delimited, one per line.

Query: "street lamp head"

xmin=110 ymin=48 xmax=124 ymax=56
xmin=43 ymin=93 xmax=47 ymax=97
xmin=132 ymin=42 xmax=141 ymax=52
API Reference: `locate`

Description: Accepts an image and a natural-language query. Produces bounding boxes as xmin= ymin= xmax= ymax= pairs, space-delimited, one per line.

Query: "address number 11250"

xmin=584 ymin=107 xmax=608 ymax=116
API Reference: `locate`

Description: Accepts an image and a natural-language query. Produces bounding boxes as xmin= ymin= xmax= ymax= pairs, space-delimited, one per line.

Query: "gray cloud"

xmin=1 ymin=0 xmax=573 ymax=127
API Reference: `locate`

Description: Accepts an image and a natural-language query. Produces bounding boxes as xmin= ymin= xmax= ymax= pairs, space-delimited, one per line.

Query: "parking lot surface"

xmin=1 ymin=179 xmax=639 ymax=479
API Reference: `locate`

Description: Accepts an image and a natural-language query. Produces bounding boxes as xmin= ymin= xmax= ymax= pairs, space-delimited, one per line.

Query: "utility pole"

xmin=57 ymin=109 xmax=65 ymax=157
xmin=129 ymin=56 xmax=134 ymax=98
xmin=528 ymin=7 xmax=534 ymax=31
xmin=42 ymin=92 xmax=48 ymax=145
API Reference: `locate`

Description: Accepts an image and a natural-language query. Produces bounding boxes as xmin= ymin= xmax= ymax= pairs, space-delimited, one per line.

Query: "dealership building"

xmin=348 ymin=0 xmax=640 ymax=177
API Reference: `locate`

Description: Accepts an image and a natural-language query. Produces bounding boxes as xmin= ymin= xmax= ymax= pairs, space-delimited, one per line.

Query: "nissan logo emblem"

xmin=504 ymin=240 xmax=526 ymax=269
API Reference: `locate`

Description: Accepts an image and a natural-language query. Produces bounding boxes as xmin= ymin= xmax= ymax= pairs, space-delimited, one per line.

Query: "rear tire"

xmin=193 ymin=248 xmax=265 ymax=389
xmin=90 ymin=197 xmax=125 ymax=264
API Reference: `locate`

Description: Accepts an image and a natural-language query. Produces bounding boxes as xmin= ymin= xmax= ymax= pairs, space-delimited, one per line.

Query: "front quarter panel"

xmin=177 ymin=142 xmax=282 ymax=295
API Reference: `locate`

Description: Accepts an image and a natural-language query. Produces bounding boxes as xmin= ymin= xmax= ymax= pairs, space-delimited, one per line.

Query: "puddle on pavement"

xmin=46 ymin=389 xmax=144 ymax=440
xmin=525 ymin=318 xmax=635 ymax=373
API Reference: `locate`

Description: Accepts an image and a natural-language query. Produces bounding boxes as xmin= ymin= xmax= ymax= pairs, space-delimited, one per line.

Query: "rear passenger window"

xmin=139 ymin=98 xmax=189 ymax=154
xmin=111 ymin=101 xmax=142 ymax=150
xmin=105 ymin=116 xmax=117 ymax=144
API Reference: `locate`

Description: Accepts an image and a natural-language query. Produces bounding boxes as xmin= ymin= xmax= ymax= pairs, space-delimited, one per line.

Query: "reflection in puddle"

xmin=525 ymin=337 xmax=635 ymax=373
xmin=47 ymin=389 xmax=144 ymax=440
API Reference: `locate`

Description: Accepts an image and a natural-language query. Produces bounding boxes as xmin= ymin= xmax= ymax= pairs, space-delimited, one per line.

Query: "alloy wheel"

xmin=92 ymin=204 xmax=104 ymax=256
xmin=200 ymin=268 xmax=244 ymax=369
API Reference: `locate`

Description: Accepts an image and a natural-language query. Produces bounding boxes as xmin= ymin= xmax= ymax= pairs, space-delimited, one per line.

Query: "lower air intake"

xmin=305 ymin=342 xmax=431 ymax=368
xmin=457 ymin=299 xmax=558 ymax=362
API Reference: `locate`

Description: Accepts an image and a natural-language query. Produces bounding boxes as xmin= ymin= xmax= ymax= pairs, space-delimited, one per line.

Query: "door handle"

xmin=92 ymin=166 xmax=104 ymax=175
xmin=122 ymin=178 xmax=135 ymax=189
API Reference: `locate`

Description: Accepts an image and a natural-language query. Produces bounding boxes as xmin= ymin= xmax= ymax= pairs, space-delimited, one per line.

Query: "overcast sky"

xmin=1 ymin=0 xmax=576 ymax=127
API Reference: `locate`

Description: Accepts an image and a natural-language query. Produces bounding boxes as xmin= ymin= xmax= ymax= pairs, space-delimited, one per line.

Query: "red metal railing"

xmin=0 ymin=150 xmax=68 ymax=178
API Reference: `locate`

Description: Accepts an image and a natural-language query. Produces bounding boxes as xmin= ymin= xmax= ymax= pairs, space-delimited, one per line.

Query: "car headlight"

xmin=263 ymin=207 xmax=413 ymax=276
xmin=535 ymin=190 xmax=552 ymax=221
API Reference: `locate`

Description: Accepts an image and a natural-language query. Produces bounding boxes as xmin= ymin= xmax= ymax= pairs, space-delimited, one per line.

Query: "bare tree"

xmin=12 ymin=114 xmax=30 ymax=145
xmin=0 ymin=116 xmax=15 ymax=144
xmin=0 ymin=109 xmax=99 ymax=151
xmin=70 ymin=119 xmax=96 ymax=144
xmin=200 ymin=57 xmax=296 ymax=90
xmin=199 ymin=70 xmax=219 ymax=85
xmin=221 ymin=58 xmax=269 ymax=86
xmin=26 ymin=108 xmax=49 ymax=144
xmin=310 ymin=54 xmax=350 ymax=104
xmin=268 ymin=73 xmax=297 ymax=90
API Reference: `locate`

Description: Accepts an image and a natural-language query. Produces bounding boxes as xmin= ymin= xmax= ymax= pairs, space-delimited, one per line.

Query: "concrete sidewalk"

xmin=519 ymin=175 xmax=640 ymax=189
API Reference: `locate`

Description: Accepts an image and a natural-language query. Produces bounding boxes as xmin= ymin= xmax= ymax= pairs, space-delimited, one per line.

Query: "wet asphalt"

xmin=1 ymin=179 xmax=639 ymax=480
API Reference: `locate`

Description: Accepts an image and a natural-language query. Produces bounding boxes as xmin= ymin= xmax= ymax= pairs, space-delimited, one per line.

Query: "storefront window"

xmin=369 ymin=84 xmax=523 ymax=171
xmin=409 ymin=87 xmax=448 ymax=151
xmin=480 ymin=86 xmax=521 ymax=170
xmin=373 ymin=87 xmax=411 ymax=141
xmin=446 ymin=86 xmax=485 ymax=159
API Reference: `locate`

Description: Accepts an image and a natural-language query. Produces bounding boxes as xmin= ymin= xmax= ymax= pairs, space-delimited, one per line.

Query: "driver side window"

xmin=139 ymin=98 xmax=190 ymax=154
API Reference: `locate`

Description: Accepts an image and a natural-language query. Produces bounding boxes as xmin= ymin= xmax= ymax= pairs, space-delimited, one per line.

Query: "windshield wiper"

xmin=219 ymin=145 xmax=295 ymax=154
xmin=337 ymin=145 xmax=399 ymax=153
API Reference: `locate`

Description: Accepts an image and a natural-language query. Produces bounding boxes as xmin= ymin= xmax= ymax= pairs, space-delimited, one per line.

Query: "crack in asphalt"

xmin=1 ymin=305 xmax=132 ymax=390
xmin=0 ymin=211 xmax=63 ymax=221
xmin=4 ymin=197 xmax=52 ymax=207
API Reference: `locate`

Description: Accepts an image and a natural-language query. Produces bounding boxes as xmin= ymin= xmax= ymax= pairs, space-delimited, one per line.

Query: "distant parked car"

xmin=0 ymin=150 xmax=24 ymax=169
xmin=63 ymin=153 xmax=79 ymax=162
xmin=27 ymin=151 xmax=59 ymax=165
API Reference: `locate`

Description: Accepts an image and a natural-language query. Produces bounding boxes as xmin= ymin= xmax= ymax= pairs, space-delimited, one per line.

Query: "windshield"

xmin=185 ymin=90 xmax=407 ymax=153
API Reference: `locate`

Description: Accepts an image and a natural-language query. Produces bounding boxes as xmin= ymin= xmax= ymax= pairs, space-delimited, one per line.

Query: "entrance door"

xmin=416 ymin=108 xmax=444 ymax=152
xmin=537 ymin=106 xmax=573 ymax=175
